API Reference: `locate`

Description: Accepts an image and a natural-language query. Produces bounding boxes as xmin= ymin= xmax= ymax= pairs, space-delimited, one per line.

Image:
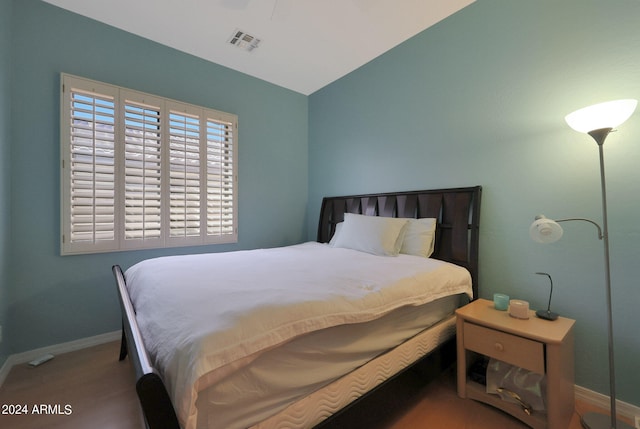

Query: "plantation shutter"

xmin=63 ymin=79 xmax=118 ymax=254
xmin=206 ymin=115 xmax=236 ymax=237
xmin=168 ymin=107 xmax=202 ymax=240
xmin=61 ymin=73 xmax=238 ymax=255
xmin=123 ymin=95 xmax=163 ymax=243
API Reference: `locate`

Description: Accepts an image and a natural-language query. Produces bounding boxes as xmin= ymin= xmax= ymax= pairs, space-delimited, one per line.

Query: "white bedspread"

xmin=125 ymin=242 xmax=472 ymax=429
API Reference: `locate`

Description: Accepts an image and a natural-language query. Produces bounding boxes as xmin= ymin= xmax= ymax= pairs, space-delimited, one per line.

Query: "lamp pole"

xmin=595 ymin=130 xmax=616 ymax=429
xmin=580 ymin=128 xmax=631 ymax=429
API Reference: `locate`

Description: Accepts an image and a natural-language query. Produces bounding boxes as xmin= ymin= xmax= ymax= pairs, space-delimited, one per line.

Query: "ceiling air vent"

xmin=228 ymin=29 xmax=261 ymax=52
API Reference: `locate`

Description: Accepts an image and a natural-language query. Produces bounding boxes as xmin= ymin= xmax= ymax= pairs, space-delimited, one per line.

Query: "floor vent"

xmin=228 ymin=29 xmax=261 ymax=52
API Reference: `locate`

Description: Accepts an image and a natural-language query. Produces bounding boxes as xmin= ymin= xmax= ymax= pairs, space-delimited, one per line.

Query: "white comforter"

xmin=125 ymin=242 xmax=472 ymax=429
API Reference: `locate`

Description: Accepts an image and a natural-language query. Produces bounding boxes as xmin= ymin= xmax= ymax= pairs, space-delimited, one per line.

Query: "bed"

xmin=113 ymin=185 xmax=482 ymax=429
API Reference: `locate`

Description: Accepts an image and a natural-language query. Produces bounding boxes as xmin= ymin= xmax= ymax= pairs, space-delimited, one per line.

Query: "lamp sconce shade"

xmin=565 ymin=99 xmax=638 ymax=133
xmin=529 ymin=215 xmax=563 ymax=243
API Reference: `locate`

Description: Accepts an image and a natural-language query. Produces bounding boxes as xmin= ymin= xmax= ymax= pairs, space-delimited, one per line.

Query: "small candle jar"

xmin=509 ymin=299 xmax=530 ymax=319
xmin=493 ymin=293 xmax=509 ymax=311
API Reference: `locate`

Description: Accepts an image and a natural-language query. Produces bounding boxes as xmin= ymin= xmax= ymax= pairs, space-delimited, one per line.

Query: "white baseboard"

xmin=575 ymin=384 xmax=640 ymax=421
xmin=0 ymin=330 xmax=120 ymax=387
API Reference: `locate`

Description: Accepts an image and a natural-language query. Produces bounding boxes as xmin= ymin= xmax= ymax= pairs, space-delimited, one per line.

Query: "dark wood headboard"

xmin=317 ymin=186 xmax=482 ymax=299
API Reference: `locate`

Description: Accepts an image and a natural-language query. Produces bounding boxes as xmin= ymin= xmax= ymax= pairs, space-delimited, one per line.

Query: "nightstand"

xmin=456 ymin=298 xmax=575 ymax=429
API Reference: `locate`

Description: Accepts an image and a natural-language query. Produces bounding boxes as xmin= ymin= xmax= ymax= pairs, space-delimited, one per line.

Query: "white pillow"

xmin=329 ymin=222 xmax=343 ymax=246
xmin=332 ymin=213 xmax=409 ymax=256
xmin=400 ymin=218 xmax=437 ymax=258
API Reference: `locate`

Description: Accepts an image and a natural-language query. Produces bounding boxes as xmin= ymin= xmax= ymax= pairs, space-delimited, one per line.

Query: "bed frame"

xmin=113 ymin=185 xmax=481 ymax=429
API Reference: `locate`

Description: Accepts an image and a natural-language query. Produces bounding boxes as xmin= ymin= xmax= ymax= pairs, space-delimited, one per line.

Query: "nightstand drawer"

xmin=463 ymin=322 xmax=545 ymax=374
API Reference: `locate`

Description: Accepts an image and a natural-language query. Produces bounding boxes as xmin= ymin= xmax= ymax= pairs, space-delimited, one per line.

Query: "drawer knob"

xmin=494 ymin=342 xmax=504 ymax=352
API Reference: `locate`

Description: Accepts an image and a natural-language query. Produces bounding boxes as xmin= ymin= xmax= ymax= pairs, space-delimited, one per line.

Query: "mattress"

xmin=196 ymin=294 xmax=466 ymax=429
xmin=255 ymin=314 xmax=458 ymax=429
xmin=125 ymin=242 xmax=473 ymax=429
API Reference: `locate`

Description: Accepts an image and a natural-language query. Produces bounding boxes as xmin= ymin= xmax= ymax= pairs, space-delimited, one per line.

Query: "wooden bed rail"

xmin=112 ymin=265 xmax=180 ymax=429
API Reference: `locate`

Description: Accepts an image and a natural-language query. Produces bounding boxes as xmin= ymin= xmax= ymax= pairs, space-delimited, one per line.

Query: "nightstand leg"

xmin=456 ymin=316 xmax=467 ymax=398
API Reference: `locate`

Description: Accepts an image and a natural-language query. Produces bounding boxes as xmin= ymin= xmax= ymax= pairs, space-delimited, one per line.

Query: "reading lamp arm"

xmin=555 ymin=218 xmax=604 ymax=240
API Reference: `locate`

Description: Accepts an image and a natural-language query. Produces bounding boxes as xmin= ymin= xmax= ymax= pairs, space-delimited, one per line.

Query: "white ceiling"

xmin=42 ymin=0 xmax=475 ymax=95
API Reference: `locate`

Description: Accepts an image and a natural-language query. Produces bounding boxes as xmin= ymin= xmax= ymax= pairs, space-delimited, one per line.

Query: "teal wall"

xmin=5 ymin=0 xmax=308 ymax=354
xmin=309 ymin=0 xmax=640 ymax=406
xmin=3 ymin=0 xmax=639 ymax=409
xmin=0 ymin=0 xmax=12 ymax=364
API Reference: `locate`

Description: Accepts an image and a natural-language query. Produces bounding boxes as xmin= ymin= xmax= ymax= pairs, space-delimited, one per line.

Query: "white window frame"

xmin=60 ymin=74 xmax=238 ymax=255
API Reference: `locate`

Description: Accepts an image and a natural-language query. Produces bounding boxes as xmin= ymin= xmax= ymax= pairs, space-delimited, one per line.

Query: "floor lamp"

xmin=529 ymin=99 xmax=637 ymax=429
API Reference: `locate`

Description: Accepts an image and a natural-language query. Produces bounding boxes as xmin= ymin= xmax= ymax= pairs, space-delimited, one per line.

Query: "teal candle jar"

xmin=493 ymin=293 xmax=509 ymax=311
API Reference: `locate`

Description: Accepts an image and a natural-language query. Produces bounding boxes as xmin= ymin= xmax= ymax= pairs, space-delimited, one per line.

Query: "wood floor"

xmin=0 ymin=340 xmax=621 ymax=429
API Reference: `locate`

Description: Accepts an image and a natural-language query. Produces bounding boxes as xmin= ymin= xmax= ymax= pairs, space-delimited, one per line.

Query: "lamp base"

xmin=581 ymin=411 xmax=635 ymax=429
xmin=535 ymin=309 xmax=558 ymax=320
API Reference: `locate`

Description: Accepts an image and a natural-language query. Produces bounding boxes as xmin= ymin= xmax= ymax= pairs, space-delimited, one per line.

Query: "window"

xmin=60 ymin=74 xmax=238 ymax=255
